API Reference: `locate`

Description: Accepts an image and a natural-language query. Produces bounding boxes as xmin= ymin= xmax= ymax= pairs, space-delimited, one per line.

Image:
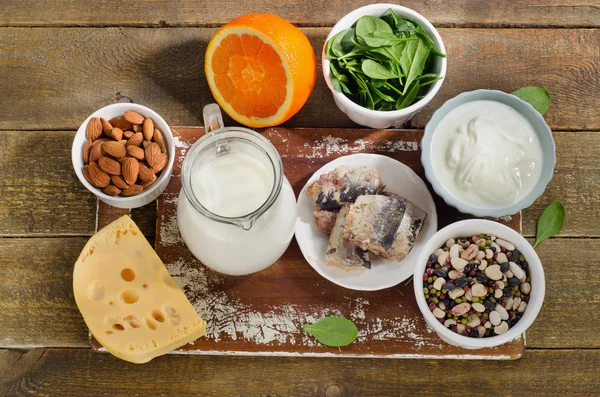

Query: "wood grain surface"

xmin=0 ymin=0 xmax=598 ymax=27
xmin=0 ymin=28 xmax=598 ymax=131
xmin=1 ymin=130 xmax=598 ymax=237
xmin=1 ymin=348 xmax=599 ymax=396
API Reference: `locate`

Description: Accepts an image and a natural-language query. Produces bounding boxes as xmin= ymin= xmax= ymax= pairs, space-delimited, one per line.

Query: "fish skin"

xmin=344 ymin=193 xmax=427 ymax=261
xmin=307 ymin=166 xmax=382 ymax=210
xmin=325 ymin=205 xmax=371 ymax=270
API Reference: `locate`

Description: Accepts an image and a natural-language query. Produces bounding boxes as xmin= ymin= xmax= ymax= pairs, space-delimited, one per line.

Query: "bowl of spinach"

xmin=323 ymin=4 xmax=447 ymax=128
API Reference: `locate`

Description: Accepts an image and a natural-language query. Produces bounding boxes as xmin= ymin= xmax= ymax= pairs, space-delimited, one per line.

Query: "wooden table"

xmin=1 ymin=1 xmax=599 ymax=395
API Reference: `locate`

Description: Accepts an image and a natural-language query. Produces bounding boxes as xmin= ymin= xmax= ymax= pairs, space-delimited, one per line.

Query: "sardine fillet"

xmin=344 ymin=194 xmax=427 ymax=261
xmin=313 ymin=210 xmax=338 ymax=234
xmin=307 ymin=166 xmax=382 ymax=210
xmin=325 ymin=205 xmax=371 ymax=271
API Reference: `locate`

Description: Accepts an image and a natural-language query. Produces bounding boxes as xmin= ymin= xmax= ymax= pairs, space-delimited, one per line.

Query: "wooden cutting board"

xmin=93 ymin=127 xmax=525 ymax=359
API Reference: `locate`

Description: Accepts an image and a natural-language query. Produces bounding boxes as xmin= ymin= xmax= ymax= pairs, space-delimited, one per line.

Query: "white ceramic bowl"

xmin=72 ymin=103 xmax=175 ymax=209
xmin=413 ymin=219 xmax=545 ymax=349
xmin=421 ymin=89 xmax=556 ymax=217
xmin=296 ymin=153 xmax=438 ymax=291
xmin=322 ymin=3 xmax=447 ymax=129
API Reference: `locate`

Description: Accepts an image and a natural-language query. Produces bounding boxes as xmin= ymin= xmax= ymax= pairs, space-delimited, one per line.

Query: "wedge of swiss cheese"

xmin=73 ymin=215 xmax=206 ymax=363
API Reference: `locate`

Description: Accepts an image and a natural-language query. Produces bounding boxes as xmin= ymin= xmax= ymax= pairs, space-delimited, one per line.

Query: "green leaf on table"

xmin=533 ymin=201 xmax=565 ymax=249
xmin=511 ymin=86 xmax=551 ymax=115
xmin=302 ymin=316 xmax=359 ymax=347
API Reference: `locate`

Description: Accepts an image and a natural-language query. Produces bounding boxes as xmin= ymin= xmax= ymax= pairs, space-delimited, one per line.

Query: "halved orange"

xmin=205 ymin=13 xmax=316 ymax=128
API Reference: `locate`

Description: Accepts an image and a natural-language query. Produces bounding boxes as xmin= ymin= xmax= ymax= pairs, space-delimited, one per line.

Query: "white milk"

xmin=191 ymin=153 xmax=272 ymax=217
xmin=431 ymin=100 xmax=543 ymax=208
xmin=177 ymin=153 xmax=297 ymax=276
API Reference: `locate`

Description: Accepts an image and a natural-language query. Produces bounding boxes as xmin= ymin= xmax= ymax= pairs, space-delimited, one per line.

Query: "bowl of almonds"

xmin=72 ymin=103 xmax=175 ymax=208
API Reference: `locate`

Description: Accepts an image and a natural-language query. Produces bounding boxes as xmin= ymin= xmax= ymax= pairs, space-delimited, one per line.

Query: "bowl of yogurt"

xmin=421 ymin=89 xmax=556 ymax=217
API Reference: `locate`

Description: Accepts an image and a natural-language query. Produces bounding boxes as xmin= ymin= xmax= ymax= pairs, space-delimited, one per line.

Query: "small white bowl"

xmin=322 ymin=3 xmax=447 ymax=129
xmin=413 ymin=219 xmax=545 ymax=349
xmin=72 ymin=103 xmax=175 ymax=209
xmin=295 ymin=153 xmax=438 ymax=291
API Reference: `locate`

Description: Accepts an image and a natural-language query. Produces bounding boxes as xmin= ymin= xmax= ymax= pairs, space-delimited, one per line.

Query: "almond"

xmin=86 ymin=117 xmax=102 ymax=140
xmin=123 ymin=130 xmax=134 ymax=139
xmin=98 ymin=156 xmax=121 ymax=175
xmin=142 ymin=140 xmax=150 ymax=149
xmin=100 ymin=117 xmax=113 ymax=134
xmin=121 ymin=184 xmax=143 ymax=197
xmin=133 ymin=124 xmax=143 ymax=133
xmin=102 ymin=141 xmax=126 ymax=158
xmin=89 ymin=140 xmax=104 ymax=163
xmin=153 ymin=128 xmax=167 ymax=153
xmin=103 ymin=185 xmax=122 ymax=196
xmin=121 ymin=157 xmax=139 ymax=185
xmin=118 ymin=139 xmax=128 ymax=145
xmin=138 ymin=162 xmax=155 ymax=182
xmin=82 ymin=139 xmax=93 ymax=164
xmin=87 ymin=162 xmax=110 ymax=188
xmin=141 ymin=175 xmax=157 ymax=190
xmin=127 ymin=132 xmax=144 ymax=147
xmin=108 ymin=117 xmax=133 ymax=131
xmin=152 ymin=153 xmax=169 ymax=173
xmin=110 ymin=127 xmax=123 ymax=141
xmin=143 ymin=118 xmax=154 ymax=141
xmin=124 ymin=111 xmax=145 ymax=125
xmin=145 ymin=142 xmax=162 ymax=169
xmin=111 ymin=175 xmax=129 ymax=190
xmin=127 ymin=145 xmax=145 ymax=161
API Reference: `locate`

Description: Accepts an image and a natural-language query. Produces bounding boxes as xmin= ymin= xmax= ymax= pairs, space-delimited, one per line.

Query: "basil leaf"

xmin=302 ymin=316 xmax=359 ymax=347
xmin=533 ymin=201 xmax=565 ymax=249
xmin=362 ymin=59 xmax=399 ymax=79
xmin=403 ymin=36 xmax=430 ymax=94
xmin=511 ymin=86 xmax=551 ymax=116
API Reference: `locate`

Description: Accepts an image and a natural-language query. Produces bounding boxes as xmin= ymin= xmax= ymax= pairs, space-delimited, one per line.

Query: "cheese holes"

xmin=87 ymin=281 xmax=105 ymax=301
xmin=124 ymin=315 xmax=141 ymax=329
xmin=106 ymin=331 xmax=113 ymax=335
xmin=113 ymin=323 xmax=125 ymax=331
xmin=120 ymin=289 xmax=139 ymax=304
xmin=121 ymin=268 xmax=135 ymax=282
xmin=151 ymin=309 xmax=165 ymax=323
xmin=163 ymin=304 xmax=181 ymax=326
xmin=146 ymin=318 xmax=157 ymax=330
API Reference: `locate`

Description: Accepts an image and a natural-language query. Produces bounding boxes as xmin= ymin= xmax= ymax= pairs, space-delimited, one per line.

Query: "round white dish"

xmin=295 ymin=153 xmax=438 ymax=291
xmin=421 ymin=89 xmax=556 ymax=217
xmin=72 ymin=103 xmax=175 ymax=209
xmin=322 ymin=3 xmax=447 ymax=129
xmin=413 ymin=219 xmax=545 ymax=349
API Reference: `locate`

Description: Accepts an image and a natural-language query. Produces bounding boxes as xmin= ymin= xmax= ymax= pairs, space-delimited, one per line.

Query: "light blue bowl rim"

xmin=421 ymin=89 xmax=556 ymax=217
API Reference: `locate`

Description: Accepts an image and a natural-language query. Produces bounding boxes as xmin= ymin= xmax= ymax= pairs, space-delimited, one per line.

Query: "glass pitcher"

xmin=177 ymin=104 xmax=297 ymax=275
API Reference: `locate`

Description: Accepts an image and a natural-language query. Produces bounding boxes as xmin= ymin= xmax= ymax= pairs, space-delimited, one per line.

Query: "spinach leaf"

xmin=356 ymin=15 xmax=393 ymax=39
xmin=403 ymin=36 xmax=430 ymax=94
xmin=302 ymin=316 xmax=359 ymax=347
xmin=340 ymin=28 xmax=356 ymax=53
xmin=533 ymin=201 xmax=565 ymax=249
xmin=511 ymin=86 xmax=551 ymax=116
xmin=399 ymin=37 xmax=418 ymax=77
xmin=330 ymin=28 xmax=353 ymax=58
xmin=362 ymin=59 xmax=399 ymax=79
xmin=397 ymin=81 xmax=420 ymax=109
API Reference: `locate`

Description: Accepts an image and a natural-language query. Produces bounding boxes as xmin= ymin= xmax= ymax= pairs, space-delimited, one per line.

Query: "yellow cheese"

xmin=73 ymin=215 xmax=206 ymax=363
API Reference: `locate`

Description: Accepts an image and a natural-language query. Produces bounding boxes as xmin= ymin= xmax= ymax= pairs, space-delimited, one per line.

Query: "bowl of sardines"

xmin=322 ymin=4 xmax=447 ymax=128
xmin=295 ymin=153 xmax=437 ymax=291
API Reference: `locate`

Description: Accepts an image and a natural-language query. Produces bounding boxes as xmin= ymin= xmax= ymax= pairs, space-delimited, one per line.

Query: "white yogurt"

xmin=431 ymin=100 xmax=543 ymax=208
xmin=191 ymin=153 xmax=272 ymax=217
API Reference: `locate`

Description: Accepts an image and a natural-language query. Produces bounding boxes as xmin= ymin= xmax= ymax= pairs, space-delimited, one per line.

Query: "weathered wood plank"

xmin=0 ymin=238 xmax=90 ymax=348
xmin=0 ymin=236 xmax=598 ymax=349
xmin=0 ymin=131 xmax=156 ymax=237
xmin=0 ymin=0 xmax=597 ymax=27
xmin=1 ymin=348 xmax=600 ymax=396
xmin=1 ymin=130 xmax=597 ymax=237
xmin=0 ymin=28 xmax=597 ymax=131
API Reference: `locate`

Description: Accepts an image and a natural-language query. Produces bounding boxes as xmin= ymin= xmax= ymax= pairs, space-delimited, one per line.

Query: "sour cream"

xmin=431 ymin=100 xmax=543 ymax=208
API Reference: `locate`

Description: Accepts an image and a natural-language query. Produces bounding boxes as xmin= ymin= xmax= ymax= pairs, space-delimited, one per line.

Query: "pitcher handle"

xmin=203 ymin=103 xmax=225 ymax=134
